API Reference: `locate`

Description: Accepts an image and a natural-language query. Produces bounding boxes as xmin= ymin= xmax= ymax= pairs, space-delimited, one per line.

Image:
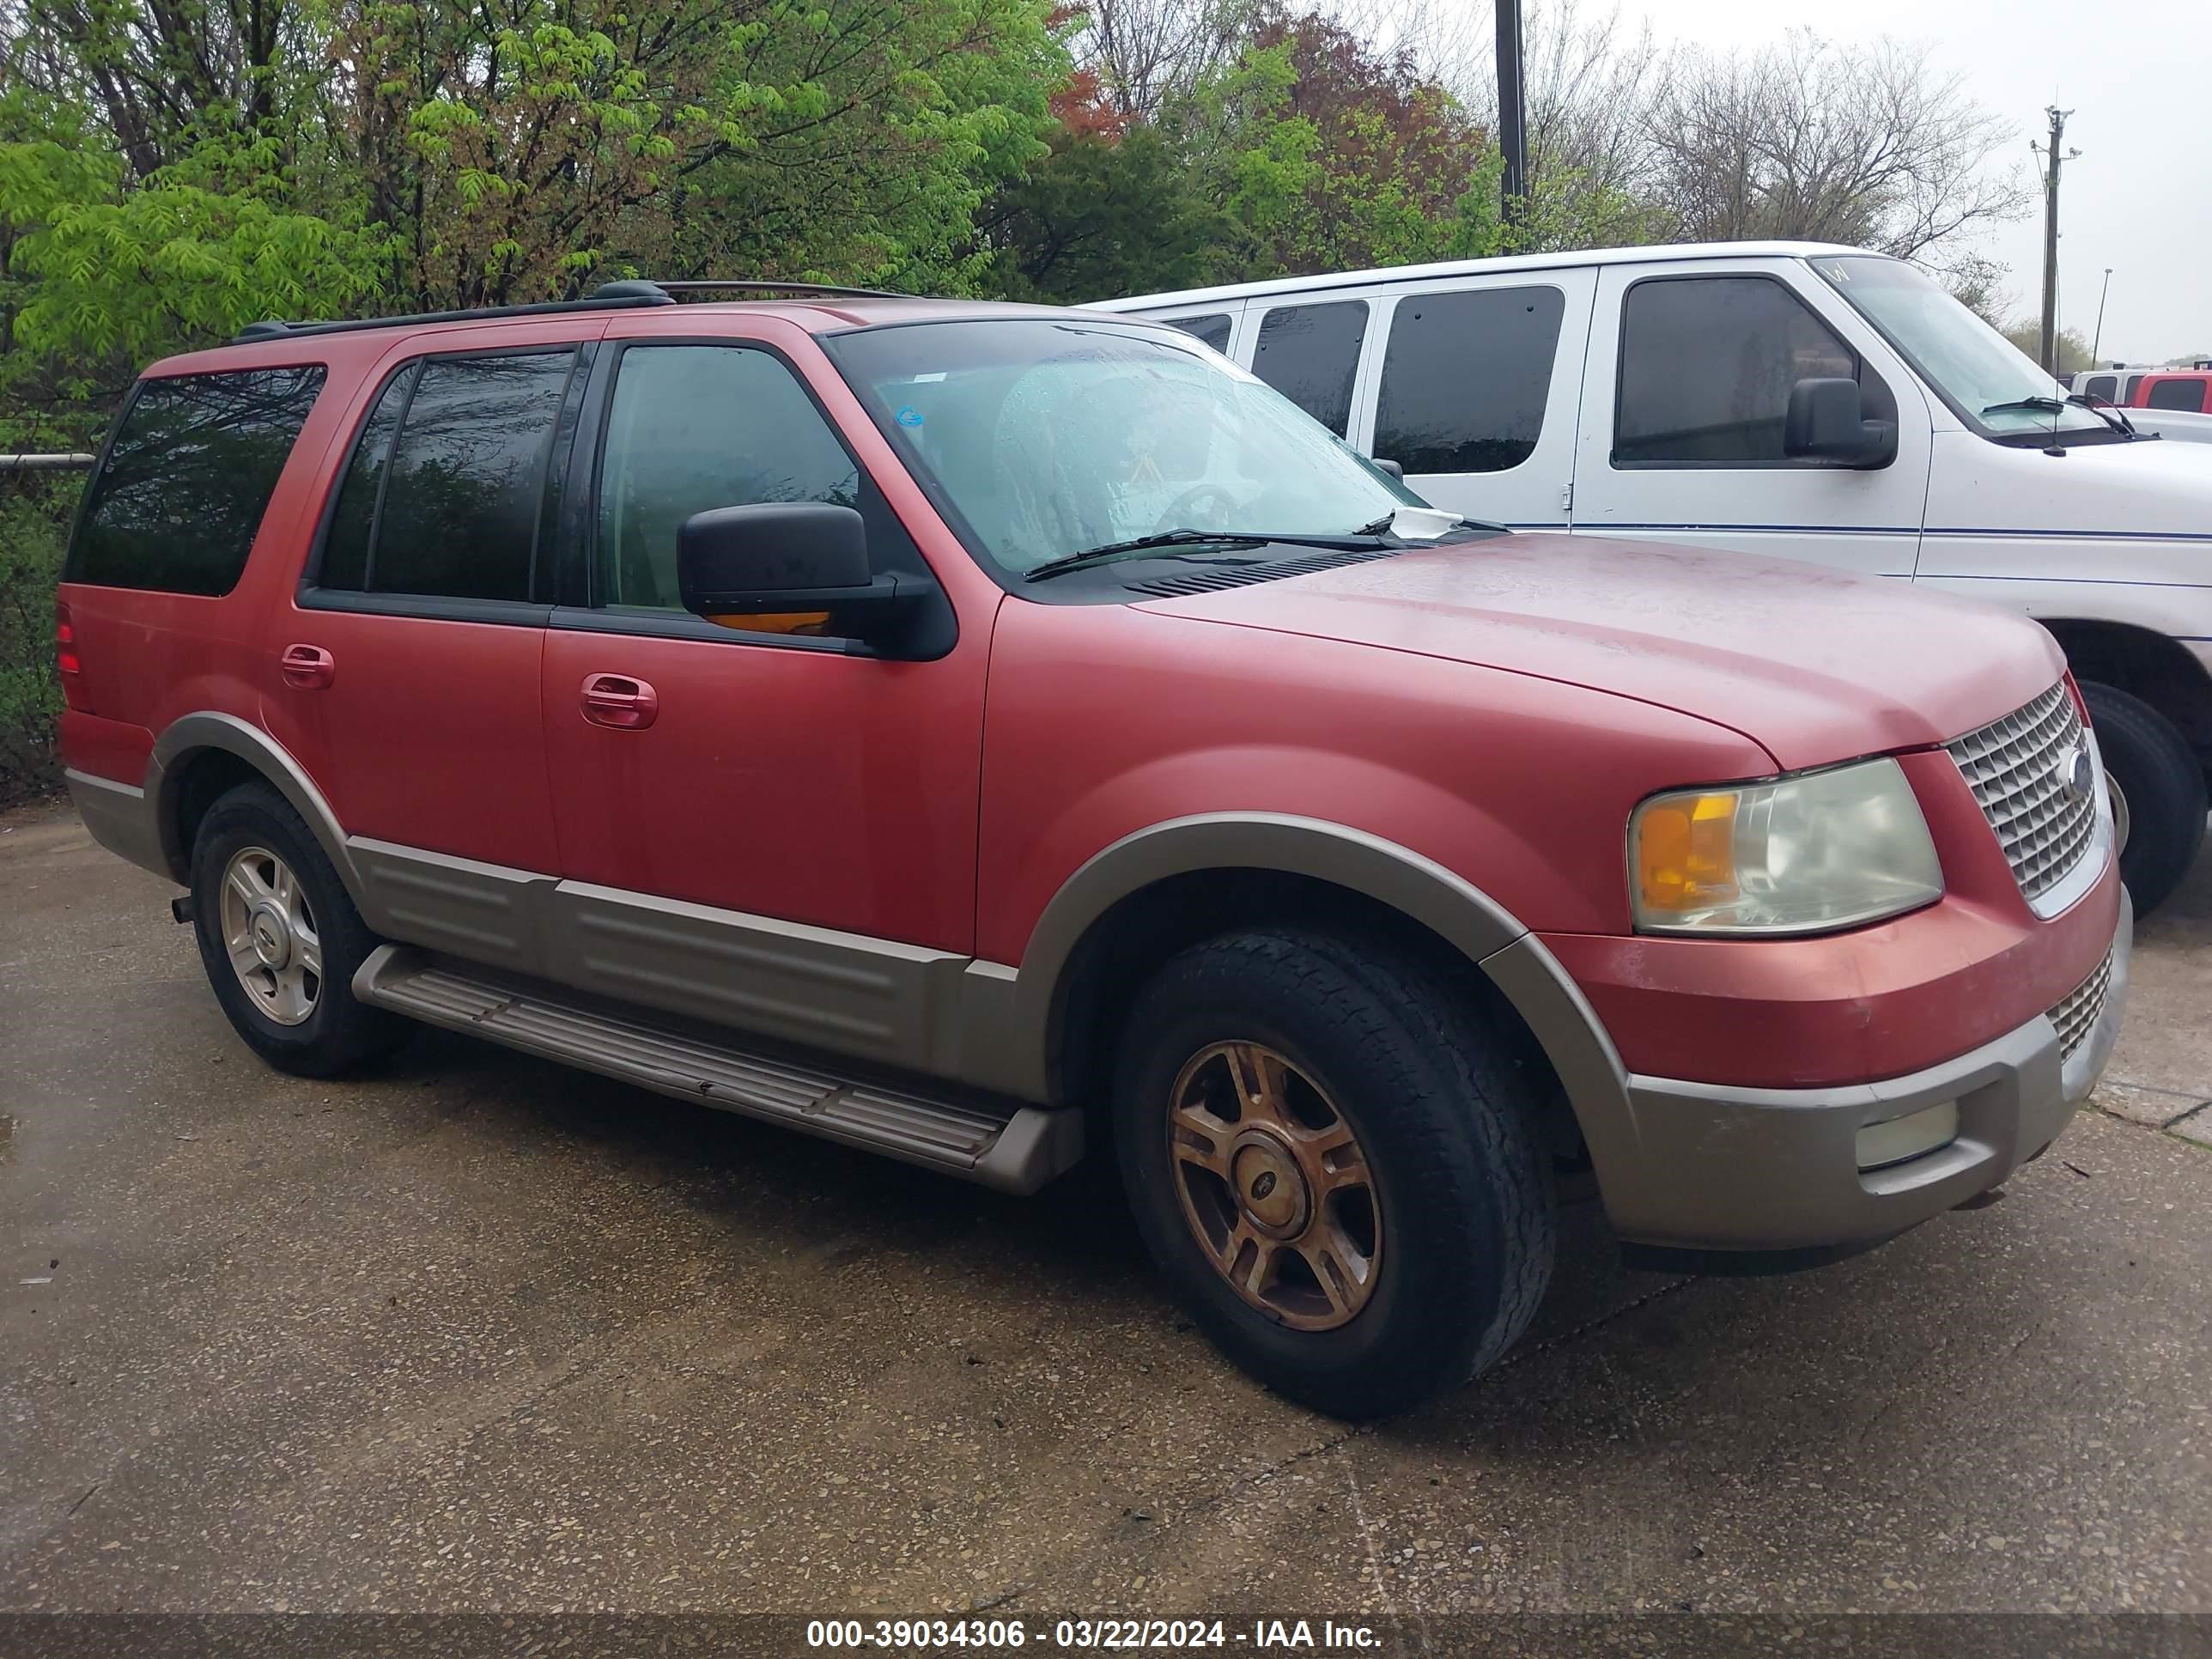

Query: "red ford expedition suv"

xmin=57 ymin=283 xmax=2128 ymax=1416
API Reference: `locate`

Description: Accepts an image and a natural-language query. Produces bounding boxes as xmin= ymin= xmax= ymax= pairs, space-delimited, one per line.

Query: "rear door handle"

xmin=279 ymin=643 xmax=335 ymax=690
xmin=580 ymin=672 xmax=659 ymax=730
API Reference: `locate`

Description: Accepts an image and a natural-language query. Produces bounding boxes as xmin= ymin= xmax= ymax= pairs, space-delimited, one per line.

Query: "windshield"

xmin=1811 ymin=255 xmax=2109 ymax=440
xmin=825 ymin=319 xmax=1419 ymax=577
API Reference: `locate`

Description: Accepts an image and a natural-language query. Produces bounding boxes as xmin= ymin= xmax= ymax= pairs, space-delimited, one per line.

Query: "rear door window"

xmin=2124 ymin=374 xmax=2146 ymax=401
xmin=1614 ymin=276 xmax=1891 ymax=466
xmin=2147 ymin=378 xmax=2209 ymax=413
xmin=2081 ymin=374 xmax=2118 ymax=403
xmin=316 ymin=349 xmax=579 ymax=602
xmin=1374 ymin=287 xmax=1565 ymax=474
xmin=67 ymin=367 xmax=326 ymax=594
xmin=1251 ymin=301 xmax=1369 ymax=435
xmin=1167 ymin=313 xmax=1232 ymax=355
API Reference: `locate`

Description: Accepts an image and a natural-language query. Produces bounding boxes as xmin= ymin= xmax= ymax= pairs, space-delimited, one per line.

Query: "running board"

xmin=352 ymin=945 xmax=1082 ymax=1194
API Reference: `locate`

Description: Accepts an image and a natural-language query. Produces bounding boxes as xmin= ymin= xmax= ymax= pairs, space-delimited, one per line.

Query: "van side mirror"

xmin=677 ymin=502 xmax=923 ymax=649
xmin=1784 ymin=378 xmax=1898 ymax=469
xmin=1370 ymin=457 xmax=1405 ymax=481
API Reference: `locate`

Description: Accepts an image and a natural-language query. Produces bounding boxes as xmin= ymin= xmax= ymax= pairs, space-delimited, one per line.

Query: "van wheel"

xmin=188 ymin=782 xmax=408 ymax=1077
xmin=2082 ymin=683 xmax=2206 ymax=917
xmin=1112 ymin=930 xmax=1553 ymax=1419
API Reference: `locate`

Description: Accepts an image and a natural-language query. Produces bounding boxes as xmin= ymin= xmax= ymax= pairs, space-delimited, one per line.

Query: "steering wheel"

xmin=1152 ymin=481 xmax=1244 ymax=536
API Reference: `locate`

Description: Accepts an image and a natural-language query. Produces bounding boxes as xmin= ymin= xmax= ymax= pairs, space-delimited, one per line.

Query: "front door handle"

xmin=279 ymin=643 xmax=336 ymax=690
xmin=580 ymin=672 xmax=659 ymax=730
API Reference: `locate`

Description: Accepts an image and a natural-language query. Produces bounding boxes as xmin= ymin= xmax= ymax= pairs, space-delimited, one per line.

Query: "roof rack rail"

xmin=230 ymin=276 xmax=907 ymax=343
xmin=647 ymin=279 xmax=908 ymax=300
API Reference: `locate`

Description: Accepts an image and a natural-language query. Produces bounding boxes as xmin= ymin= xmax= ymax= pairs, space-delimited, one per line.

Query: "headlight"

xmin=1630 ymin=757 xmax=1942 ymax=935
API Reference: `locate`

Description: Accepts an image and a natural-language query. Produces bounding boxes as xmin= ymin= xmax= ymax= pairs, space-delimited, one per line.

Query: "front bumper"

xmin=1593 ymin=888 xmax=2130 ymax=1255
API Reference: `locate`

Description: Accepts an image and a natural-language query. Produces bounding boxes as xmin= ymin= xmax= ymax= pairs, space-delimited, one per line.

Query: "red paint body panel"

xmin=975 ymin=600 xmax=1775 ymax=957
xmin=1136 ymin=534 xmax=2063 ymax=773
xmin=1547 ymin=866 xmax=2119 ymax=1088
xmin=58 ymin=708 xmax=153 ymax=785
xmin=2125 ymin=371 xmax=2212 ymax=412
xmin=540 ymin=629 xmax=987 ymax=946
xmin=537 ymin=313 xmax=1000 ymax=950
xmin=265 ymin=609 xmax=561 ymax=871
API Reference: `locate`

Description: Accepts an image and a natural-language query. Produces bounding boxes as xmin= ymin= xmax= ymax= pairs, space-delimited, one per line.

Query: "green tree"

xmin=2000 ymin=321 xmax=2094 ymax=376
xmin=981 ymin=122 xmax=1233 ymax=303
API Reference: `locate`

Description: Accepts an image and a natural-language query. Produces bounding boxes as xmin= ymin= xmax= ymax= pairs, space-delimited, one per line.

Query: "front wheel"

xmin=1113 ymin=930 xmax=1553 ymax=1419
xmin=2082 ymin=682 xmax=2206 ymax=917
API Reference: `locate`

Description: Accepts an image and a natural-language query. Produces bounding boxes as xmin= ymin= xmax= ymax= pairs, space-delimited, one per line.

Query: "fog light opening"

xmin=1856 ymin=1100 xmax=1961 ymax=1172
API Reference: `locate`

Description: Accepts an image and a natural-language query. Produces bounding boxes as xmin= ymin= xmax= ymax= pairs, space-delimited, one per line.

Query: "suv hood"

xmin=1135 ymin=533 xmax=2063 ymax=772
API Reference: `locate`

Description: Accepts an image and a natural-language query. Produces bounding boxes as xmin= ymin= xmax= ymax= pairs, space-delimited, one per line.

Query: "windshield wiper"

xmin=1022 ymin=525 xmax=1393 ymax=584
xmin=1981 ymin=393 xmax=2140 ymax=439
xmin=2069 ymin=393 xmax=2137 ymax=436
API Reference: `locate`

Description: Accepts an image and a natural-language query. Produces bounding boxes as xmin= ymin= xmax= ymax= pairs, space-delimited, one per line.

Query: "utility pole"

xmin=2091 ymin=267 xmax=2113 ymax=367
xmin=1496 ymin=0 xmax=1528 ymax=224
xmin=2032 ymin=106 xmax=2079 ymax=375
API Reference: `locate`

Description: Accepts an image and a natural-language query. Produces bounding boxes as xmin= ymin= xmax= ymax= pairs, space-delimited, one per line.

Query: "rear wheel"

xmin=1113 ymin=930 xmax=1553 ymax=1419
xmin=189 ymin=782 xmax=408 ymax=1076
xmin=2082 ymin=682 xmax=2206 ymax=917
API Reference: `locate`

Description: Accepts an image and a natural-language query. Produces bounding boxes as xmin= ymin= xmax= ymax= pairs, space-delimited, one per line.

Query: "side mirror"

xmin=1784 ymin=377 xmax=1898 ymax=469
xmin=1370 ymin=457 xmax=1405 ymax=481
xmin=677 ymin=502 xmax=921 ymax=648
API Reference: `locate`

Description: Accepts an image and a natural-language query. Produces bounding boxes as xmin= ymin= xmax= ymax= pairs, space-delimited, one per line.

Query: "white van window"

xmin=2082 ymin=375 xmax=2118 ymax=404
xmin=1374 ymin=287 xmax=1565 ymax=475
xmin=2124 ymin=374 xmax=2146 ymax=401
xmin=1615 ymin=276 xmax=1885 ymax=467
xmin=1169 ymin=313 xmax=1233 ymax=355
xmin=1252 ymin=301 xmax=1368 ymax=436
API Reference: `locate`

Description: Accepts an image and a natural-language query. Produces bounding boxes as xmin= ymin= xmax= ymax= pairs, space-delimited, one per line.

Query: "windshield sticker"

xmin=896 ymin=406 xmax=924 ymax=428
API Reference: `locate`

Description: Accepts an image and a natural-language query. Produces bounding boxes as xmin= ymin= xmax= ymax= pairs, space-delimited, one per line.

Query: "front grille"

xmin=2048 ymin=949 xmax=2113 ymax=1060
xmin=1946 ymin=684 xmax=2098 ymax=906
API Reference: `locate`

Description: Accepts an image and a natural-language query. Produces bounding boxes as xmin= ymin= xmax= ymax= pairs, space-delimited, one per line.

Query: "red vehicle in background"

xmin=2126 ymin=370 xmax=2212 ymax=415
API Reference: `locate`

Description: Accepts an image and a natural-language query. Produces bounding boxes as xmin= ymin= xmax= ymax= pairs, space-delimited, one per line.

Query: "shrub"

xmin=0 ymin=484 xmax=73 ymax=805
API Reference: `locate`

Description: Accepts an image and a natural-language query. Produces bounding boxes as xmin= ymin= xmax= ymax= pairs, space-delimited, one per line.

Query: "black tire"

xmin=1112 ymin=930 xmax=1553 ymax=1419
xmin=2082 ymin=682 xmax=2206 ymax=918
xmin=188 ymin=781 xmax=409 ymax=1077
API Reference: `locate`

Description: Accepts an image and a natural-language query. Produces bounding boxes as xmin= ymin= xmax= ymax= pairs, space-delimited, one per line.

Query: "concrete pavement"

xmin=2 ymin=802 xmax=2208 ymax=1616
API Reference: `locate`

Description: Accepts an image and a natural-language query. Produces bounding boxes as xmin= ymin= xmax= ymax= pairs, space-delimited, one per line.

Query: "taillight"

xmin=2063 ymin=668 xmax=2092 ymax=727
xmin=55 ymin=601 xmax=86 ymax=708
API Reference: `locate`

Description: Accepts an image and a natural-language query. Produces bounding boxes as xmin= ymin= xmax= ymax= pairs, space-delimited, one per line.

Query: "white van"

xmin=1097 ymin=242 xmax=2212 ymax=915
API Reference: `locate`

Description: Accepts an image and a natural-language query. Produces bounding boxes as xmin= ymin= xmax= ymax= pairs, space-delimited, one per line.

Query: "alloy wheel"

xmin=217 ymin=845 xmax=322 ymax=1026
xmin=1165 ymin=1041 xmax=1382 ymax=1331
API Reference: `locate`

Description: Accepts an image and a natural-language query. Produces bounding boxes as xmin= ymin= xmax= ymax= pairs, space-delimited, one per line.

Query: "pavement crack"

xmin=1499 ymin=1274 xmax=1695 ymax=1370
xmin=64 ymin=1485 xmax=97 ymax=1518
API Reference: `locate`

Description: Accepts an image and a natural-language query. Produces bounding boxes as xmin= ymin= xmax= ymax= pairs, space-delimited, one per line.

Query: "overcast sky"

xmin=1601 ymin=0 xmax=2212 ymax=363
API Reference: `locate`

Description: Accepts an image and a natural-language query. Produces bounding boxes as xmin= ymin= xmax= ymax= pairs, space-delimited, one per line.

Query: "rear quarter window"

xmin=2146 ymin=378 xmax=2209 ymax=413
xmin=65 ymin=366 xmax=327 ymax=594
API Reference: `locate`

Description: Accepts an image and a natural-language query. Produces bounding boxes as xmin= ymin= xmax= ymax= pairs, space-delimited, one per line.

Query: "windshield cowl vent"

xmin=1123 ymin=545 xmax=1402 ymax=599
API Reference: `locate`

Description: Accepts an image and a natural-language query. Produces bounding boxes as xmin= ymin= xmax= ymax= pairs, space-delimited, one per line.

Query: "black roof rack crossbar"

xmin=230 ymin=276 xmax=907 ymax=343
xmin=647 ymin=279 xmax=908 ymax=299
